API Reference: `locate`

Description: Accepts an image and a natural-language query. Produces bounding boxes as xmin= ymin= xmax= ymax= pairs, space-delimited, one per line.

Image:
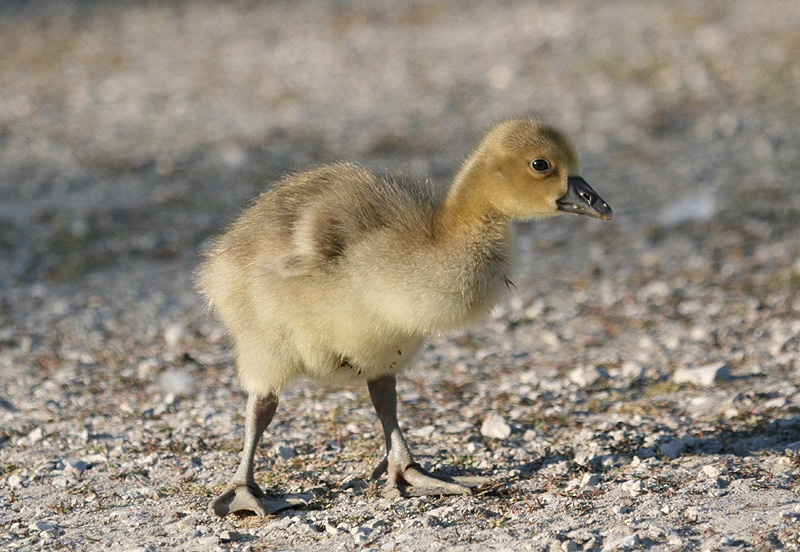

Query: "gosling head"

xmin=464 ymin=119 xmax=613 ymax=221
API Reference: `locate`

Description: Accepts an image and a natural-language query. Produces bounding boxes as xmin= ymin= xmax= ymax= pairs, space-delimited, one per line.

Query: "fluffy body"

xmin=198 ymin=163 xmax=513 ymax=394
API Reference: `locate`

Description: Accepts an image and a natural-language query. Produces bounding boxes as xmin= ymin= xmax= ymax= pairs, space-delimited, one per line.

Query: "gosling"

xmin=198 ymin=118 xmax=612 ymax=517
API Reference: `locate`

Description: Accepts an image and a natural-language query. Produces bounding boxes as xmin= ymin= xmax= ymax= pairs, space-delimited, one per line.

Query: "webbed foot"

xmin=209 ymin=484 xmax=297 ymax=517
xmin=373 ymin=459 xmax=490 ymax=498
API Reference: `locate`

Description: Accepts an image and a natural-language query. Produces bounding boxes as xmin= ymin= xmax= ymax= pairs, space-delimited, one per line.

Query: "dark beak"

xmin=557 ymin=177 xmax=613 ymax=221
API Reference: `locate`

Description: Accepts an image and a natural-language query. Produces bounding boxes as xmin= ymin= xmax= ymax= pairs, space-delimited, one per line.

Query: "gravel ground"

xmin=2 ymin=1 xmax=800 ymax=551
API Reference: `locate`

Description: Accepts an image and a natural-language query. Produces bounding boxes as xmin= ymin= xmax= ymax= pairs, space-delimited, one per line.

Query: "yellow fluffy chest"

xmin=292 ymin=305 xmax=425 ymax=384
xmin=347 ymin=222 xmax=514 ymax=333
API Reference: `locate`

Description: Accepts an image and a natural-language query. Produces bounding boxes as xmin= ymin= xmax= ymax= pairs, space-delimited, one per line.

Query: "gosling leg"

xmin=210 ymin=392 xmax=287 ymax=517
xmin=368 ymin=375 xmax=486 ymax=497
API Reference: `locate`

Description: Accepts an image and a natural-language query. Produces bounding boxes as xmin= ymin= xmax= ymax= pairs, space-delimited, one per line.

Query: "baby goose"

xmin=199 ymin=118 xmax=612 ymax=517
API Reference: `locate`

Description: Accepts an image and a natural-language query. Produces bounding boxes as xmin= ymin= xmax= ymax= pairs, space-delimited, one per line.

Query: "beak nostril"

xmin=561 ymin=176 xmax=612 ymax=220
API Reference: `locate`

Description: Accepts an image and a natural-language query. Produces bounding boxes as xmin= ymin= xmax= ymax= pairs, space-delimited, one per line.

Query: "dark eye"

xmin=530 ymin=158 xmax=551 ymax=172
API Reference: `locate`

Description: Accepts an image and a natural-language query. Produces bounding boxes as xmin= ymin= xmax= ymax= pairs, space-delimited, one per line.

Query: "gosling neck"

xmin=439 ymin=155 xmax=509 ymax=236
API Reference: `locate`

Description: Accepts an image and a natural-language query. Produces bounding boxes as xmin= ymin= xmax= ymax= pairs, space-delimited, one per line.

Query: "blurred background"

xmin=1 ymin=0 xmax=798 ymax=286
xmin=1 ymin=6 xmax=800 ymax=547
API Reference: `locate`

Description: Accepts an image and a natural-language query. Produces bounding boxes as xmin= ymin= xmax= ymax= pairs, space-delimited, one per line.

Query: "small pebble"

xmin=621 ymin=361 xmax=645 ymax=380
xmin=29 ymin=521 xmax=55 ymax=532
xmin=684 ymin=506 xmax=707 ymax=521
xmin=158 ymin=368 xmax=194 ymax=395
xmin=219 ymin=530 xmax=240 ymax=542
xmin=603 ymin=533 xmax=640 ymax=551
xmin=659 ymin=439 xmax=686 ymax=459
xmin=7 ymin=473 xmax=27 ymax=488
xmin=83 ymin=453 xmax=108 ymax=464
xmin=163 ymin=323 xmax=187 ymax=348
xmin=581 ymin=473 xmax=602 ymax=487
xmin=667 ymin=535 xmax=684 ymax=546
xmin=368 ymin=519 xmax=386 ymax=530
xmin=27 ymin=427 xmax=44 ymax=445
xmin=324 ymin=521 xmax=339 ymax=535
xmin=137 ymin=452 xmax=159 ymax=466
xmin=272 ymin=444 xmax=297 ymax=459
xmin=51 ymin=476 xmax=78 ymax=488
xmin=764 ymin=397 xmax=788 ymax=409
xmin=646 ymin=525 xmax=670 ymax=540
xmin=619 ymin=479 xmax=647 ymax=496
xmin=66 ymin=459 xmax=87 ymax=477
xmin=351 ymin=526 xmax=371 ymax=536
xmin=673 ymin=362 xmax=731 ymax=386
xmin=481 ymin=412 xmax=511 ymax=439
xmin=562 ymin=540 xmax=579 ymax=551
xmin=195 ymin=536 xmax=217 ymax=547
xmin=569 ymin=365 xmax=609 ymax=387
xmin=545 ymin=460 xmax=572 ymax=477
xmin=427 ymin=505 xmax=455 ymax=518
xmin=412 ymin=425 xmax=436 ymax=439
